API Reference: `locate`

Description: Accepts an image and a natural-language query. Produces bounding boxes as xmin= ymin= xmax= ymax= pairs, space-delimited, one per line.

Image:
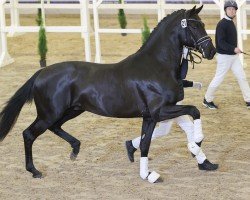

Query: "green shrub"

xmin=36 ymin=8 xmax=42 ymax=26
xmin=142 ymin=17 xmax=150 ymax=45
xmin=118 ymin=0 xmax=127 ymax=29
xmin=38 ymin=24 xmax=48 ymax=61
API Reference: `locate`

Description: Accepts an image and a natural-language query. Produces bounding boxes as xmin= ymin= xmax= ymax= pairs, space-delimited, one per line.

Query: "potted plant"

xmin=118 ymin=0 xmax=127 ymax=36
xmin=141 ymin=17 xmax=150 ymax=45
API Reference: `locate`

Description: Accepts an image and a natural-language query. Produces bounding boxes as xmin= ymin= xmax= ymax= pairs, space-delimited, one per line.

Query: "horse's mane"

xmin=137 ymin=9 xmax=186 ymax=53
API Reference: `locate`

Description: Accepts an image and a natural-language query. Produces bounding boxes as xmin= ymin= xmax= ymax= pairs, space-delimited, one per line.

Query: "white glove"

xmin=182 ymin=47 xmax=189 ymax=59
xmin=193 ymin=82 xmax=202 ymax=90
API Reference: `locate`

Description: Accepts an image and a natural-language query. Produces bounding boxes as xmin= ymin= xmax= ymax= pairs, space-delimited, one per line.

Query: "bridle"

xmin=181 ymin=18 xmax=212 ymax=57
xmin=181 ymin=18 xmax=212 ymax=68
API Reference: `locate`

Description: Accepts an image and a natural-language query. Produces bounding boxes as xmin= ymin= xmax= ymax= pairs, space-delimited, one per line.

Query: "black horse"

xmin=0 ymin=6 xmax=216 ymax=182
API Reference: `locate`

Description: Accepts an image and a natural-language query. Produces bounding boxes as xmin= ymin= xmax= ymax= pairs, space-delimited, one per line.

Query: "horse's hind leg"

xmin=50 ymin=128 xmax=81 ymax=161
xmin=23 ymin=118 xmax=51 ymax=178
xmin=49 ymin=109 xmax=83 ymax=160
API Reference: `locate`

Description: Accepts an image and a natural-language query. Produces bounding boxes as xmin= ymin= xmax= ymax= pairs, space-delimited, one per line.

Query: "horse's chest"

xmin=160 ymin=79 xmax=184 ymax=102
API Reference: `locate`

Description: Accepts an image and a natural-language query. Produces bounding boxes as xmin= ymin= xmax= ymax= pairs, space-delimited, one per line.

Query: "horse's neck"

xmin=141 ymin=35 xmax=183 ymax=67
xmin=154 ymin=39 xmax=182 ymax=66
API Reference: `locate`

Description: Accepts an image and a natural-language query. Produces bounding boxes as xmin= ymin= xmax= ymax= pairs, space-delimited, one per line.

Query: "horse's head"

xmin=180 ymin=5 xmax=216 ymax=60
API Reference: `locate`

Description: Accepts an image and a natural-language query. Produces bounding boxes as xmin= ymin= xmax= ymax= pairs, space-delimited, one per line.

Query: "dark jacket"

xmin=215 ymin=18 xmax=237 ymax=55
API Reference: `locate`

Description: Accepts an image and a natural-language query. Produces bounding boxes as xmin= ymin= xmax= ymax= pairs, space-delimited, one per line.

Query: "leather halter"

xmin=181 ymin=18 xmax=211 ymax=56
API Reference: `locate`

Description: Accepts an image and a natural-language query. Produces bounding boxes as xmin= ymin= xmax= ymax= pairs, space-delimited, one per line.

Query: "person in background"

xmin=203 ymin=0 xmax=250 ymax=109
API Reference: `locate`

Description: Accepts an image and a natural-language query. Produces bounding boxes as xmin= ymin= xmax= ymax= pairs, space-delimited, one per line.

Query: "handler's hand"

xmin=234 ymin=47 xmax=242 ymax=54
xmin=193 ymin=82 xmax=202 ymax=90
xmin=183 ymin=47 xmax=189 ymax=59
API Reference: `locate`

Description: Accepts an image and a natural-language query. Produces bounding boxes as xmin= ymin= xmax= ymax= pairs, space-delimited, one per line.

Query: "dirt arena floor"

xmin=0 ymin=13 xmax=250 ymax=200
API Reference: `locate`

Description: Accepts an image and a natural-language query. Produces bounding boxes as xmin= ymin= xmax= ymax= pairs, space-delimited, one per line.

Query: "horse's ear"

xmin=188 ymin=6 xmax=196 ymax=17
xmin=195 ymin=5 xmax=203 ymax=14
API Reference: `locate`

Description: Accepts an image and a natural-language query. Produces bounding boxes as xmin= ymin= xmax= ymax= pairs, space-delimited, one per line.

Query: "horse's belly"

xmin=85 ymin=105 xmax=142 ymax=118
xmin=80 ymin=95 xmax=142 ymax=118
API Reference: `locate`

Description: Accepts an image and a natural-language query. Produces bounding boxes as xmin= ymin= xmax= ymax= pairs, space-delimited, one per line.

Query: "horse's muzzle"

xmin=201 ymin=42 xmax=216 ymax=60
xmin=207 ymin=48 xmax=216 ymax=60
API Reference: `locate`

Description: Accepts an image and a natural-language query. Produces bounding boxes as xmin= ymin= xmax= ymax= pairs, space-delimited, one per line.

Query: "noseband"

xmin=181 ymin=18 xmax=211 ymax=54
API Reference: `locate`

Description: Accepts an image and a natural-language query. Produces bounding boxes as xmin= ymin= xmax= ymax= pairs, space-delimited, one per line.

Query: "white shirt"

xmin=224 ymin=15 xmax=232 ymax=21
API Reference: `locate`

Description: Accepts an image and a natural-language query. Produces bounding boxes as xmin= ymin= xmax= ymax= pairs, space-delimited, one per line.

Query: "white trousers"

xmin=205 ymin=53 xmax=250 ymax=102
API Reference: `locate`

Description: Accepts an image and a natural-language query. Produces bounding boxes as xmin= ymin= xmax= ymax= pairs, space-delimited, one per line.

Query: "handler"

xmin=203 ymin=0 xmax=250 ymax=109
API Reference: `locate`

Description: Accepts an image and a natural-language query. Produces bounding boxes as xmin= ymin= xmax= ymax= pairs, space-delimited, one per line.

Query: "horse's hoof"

xmin=147 ymin=171 xmax=161 ymax=183
xmin=198 ymin=159 xmax=219 ymax=171
xmin=125 ymin=140 xmax=137 ymax=163
xmin=70 ymin=151 xmax=77 ymax=161
xmin=32 ymin=172 xmax=42 ymax=178
xmin=154 ymin=177 xmax=164 ymax=183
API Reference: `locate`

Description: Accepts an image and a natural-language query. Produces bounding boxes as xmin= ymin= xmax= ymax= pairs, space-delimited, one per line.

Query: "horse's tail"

xmin=0 ymin=69 xmax=42 ymax=142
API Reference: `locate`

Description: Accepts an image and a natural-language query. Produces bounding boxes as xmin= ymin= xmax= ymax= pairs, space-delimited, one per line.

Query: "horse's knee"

xmin=140 ymin=143 xmax=149 ymax=157
xmin=189 ymin=106 xmax=200 ymax=120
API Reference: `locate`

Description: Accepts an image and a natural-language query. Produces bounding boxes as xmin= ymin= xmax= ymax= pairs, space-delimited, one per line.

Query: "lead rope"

xmin=242 ymin=52 xmax=250 ymax=56
xmin=186 ymin=48 xmax=202 ymax=69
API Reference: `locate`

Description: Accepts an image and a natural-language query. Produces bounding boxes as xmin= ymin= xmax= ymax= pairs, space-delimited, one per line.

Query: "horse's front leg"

xmin=158 ymin=105 xmax=218 ymax=170
xmin=139 ymin=117 xmax=162 ymax=183
xmin=159 ymin=104 xmax=204 ymax=143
